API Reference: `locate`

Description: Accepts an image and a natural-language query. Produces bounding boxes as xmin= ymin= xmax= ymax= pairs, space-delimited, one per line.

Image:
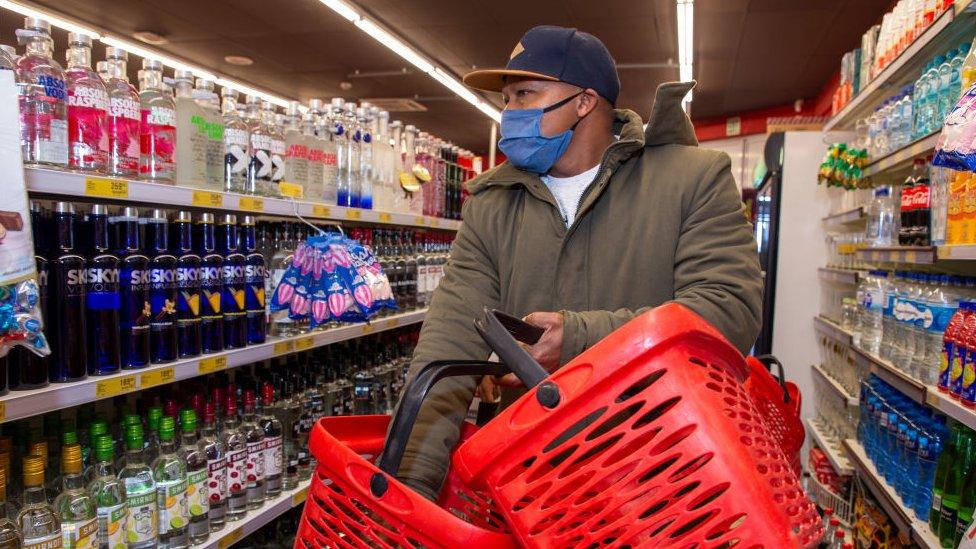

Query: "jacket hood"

xmin=467 ymin=80 xmax=698 ymax=195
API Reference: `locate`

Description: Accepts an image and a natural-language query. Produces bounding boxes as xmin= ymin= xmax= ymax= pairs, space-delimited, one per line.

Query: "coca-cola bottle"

xmin=911 ymin=157 xmax=932 ymax=246
xmin=138 ymin=59 xmax=176 ymax=183
xmin=899 ymin=165 xmax=917 ymax=246
xmin=64 ymin=32 xmax=107 ymax=173
xmin=15 ymin=17 xmax=68 ymax=167
xmin=104 ymin=48 xmax=141 ymax=178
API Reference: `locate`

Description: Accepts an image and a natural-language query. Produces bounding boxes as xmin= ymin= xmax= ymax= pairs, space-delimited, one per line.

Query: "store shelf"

xmin=25 ymin=167 xmax=461 ymax=231
xmin=822 ymin=207 xmax=865 ymax=227
xmin=812 ymin=364 xmax=860 ymax=406
xmin=843 ymin=439 xmax=941 ymax=549
xmin=0 ymin=309 xmax=426 ymax=424
xmin=818 ymin=267 xmax=861 ymax=285
xmin=855 ymin=246 xmax=937 ymax=265
xmin=935 ymin=244 xmax=976 ymax=260
xmin=825 ymin=8 xmax=963 ymax=131
xmin=814 ymin=315 xmax=854 ymax=346
xmin=806 ymin=418 xmax=853 ymax=475
xmin=849 ymin=345 xmax=928 ymax=405
xmin=925 ymin=386 xmax=976 ymax=432
xmin=202 ymin=481 xmax=310 ymax=549
xmin=864 ymin=132 xmax=940 ymax=178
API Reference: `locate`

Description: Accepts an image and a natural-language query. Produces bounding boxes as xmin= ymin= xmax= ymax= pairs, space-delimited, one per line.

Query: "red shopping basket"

xmin=744 ymin=355 xmax=805 ymax=475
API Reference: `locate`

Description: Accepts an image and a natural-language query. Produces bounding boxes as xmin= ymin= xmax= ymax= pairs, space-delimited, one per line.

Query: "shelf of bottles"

xmin=201 ymin=481 xmax=310 ymax=549
xmin=843 ymin=439 xmax=941 ymax=549
xmin=812 ymin=364 xmax=860 ymax=406
xmin=864 ymin=131 xmax=941 ymax=178
xmin=814 ymin=315 xmax=855 ymax=347
xmin=806 ymin=418 xmax=854 ymax=476
xmin=818 ymin=267 xmax=862 ymax=285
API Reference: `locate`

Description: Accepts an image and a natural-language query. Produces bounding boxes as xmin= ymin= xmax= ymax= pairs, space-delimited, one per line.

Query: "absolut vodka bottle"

xmin=50 ymin=202 xmax=87 ymax=383
xmin=144 ymin=210 xmax=178 ymax=363
xmin=319 ymin=100 xmax=338 ymax=205
xmin=113 ymin=207 xmax=150 ymax=368
xmin=283 ymin=101 xmax=308 ymax=194
xmin=265 ymin=101 xmax=285 ymax=196
xmin=104 ymin=48 xmax=141 ymax=178
xmin=345 ymin=102 xmax=362 ymax=208
xmin=15 ymin=17 xmax=68 ymax=167
xmin=138 ymin=59 xmax=176 ymax=183
xmin=172 ymin=211 xmax=202 ymax=357
xmin=220 ymin=87 xmax=249 ymax=194
xmin=175 ymin=70 xmax=209 ymax=189
xmin=218 ymin=215 xmax=246 ymax=349
xmin=240 ymin=216 xmax=266 ymax=345
xmin=194 ymin=78 xmax=225 ymax=190
xmin=85 ymin=204 xmax=121 ymax=375
xmin=305 ymin=100 xmax=327 ymax=202
xmin=245 ymin=95 xmax=274 ymax=197
xmin=332 ymin=98 xmax=349 ymax=206
xmin=64 ymin=32 xmax=107 ymax=173
xmin=196 ymin=213 xmax=224 ymax=353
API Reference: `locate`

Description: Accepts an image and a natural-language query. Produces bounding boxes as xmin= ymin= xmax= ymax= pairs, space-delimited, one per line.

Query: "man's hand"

xmin=491 ymin=311 xmax=564 ymax=387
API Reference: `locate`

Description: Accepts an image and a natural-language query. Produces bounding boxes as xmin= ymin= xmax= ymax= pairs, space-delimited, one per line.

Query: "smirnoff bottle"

xmin=150 ymin=416 xmax=188 ymax=549
xmin=193 ymin=78 xmax=225 ymax=190
xmin=345 ymin=102 xmax=362 ymax=208
xmin=244 ymin=95 xmax=274 ymax=197
xmin=138 ymin=59 xmax=176 ymax=183
xmin=174 ymin=70 xmax=209 ymax=189
xmin=17 ymin=455 xmax=61 ymax=549
xmin=332 ymin=98 xmax=350 ymax=206
xmin=241 ymin=390 xmax=265 ymax=509
xmin=49 ymin=202 xmax=87 ymax=383
xmin=15 ymin=17 xmax=68 ymax=167
xmin=64 ymin=32 xmax=107 ymax=173
xmin=264 ymin=102 xmax=285 ymax=196
xmin=53 ymin=443 xmax=97 ymax=549
xmin=305 ymin=100 xmax=327 ymax=202
xmin=258 ymin=383 xmax=283 ymax=498
xmin=199 ymin=403 xmax=226 ymax=532
xmin=104 ymin=48 xmax=141 ymax=178
xmin=283 ymin=101 xmax=308 ymax=194
xmin=358 ymin=106 xmax=373 ymax=210
xmin=177 ymin=410 xmax=209 ymax=544
xmin=220 ymin=88 xmax=249 ymax=195
xmin=86 ymin=435 xmax=127 ymax=549
xmin=219 ymin=396 xmax=247 ymax=521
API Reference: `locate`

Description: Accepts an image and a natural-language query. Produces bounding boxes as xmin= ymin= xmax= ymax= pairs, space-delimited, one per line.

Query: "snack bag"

xmin=933 ymin=82 xmax=976 ymax=171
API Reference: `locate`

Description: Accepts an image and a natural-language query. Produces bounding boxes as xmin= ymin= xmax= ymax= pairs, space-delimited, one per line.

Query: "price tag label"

xmin=85 ymin=177 xmax=128 ymax=198
xmin=278 ymin=182 xmax=304 ymax=198
xmin=199 ymin=356 xmax=228 ymax=375
xmin=346 ymin=209 xmax=362 ymax=220
xmin=217 ymin=528 xmax=243 ymax=549
xmin=238 ymin=196 xmax=264 ymax=212
xmin=292 ymin=487 xmax=308 ymax=506
xmin=0 ymin=402 xmax=6 ymax=423
xmin=140 ymin=367 xmax=175 ymax=389
xmin=312 ymin=204 xmax=331 ymax=218
xmin=274 ymin=340 xmax=295 ymax=355
xmin=430 ymin=218 xmax=440 ymax=228
xmin=415 ymin=216 xmax=426 ymax=226
xmin=385 ymin=318 xmax=399 ymax=329
xmin=95 ymin=376 xmax=137 ymax=399
xmin=192 ymin=190 xmax=223 ymax=208
xmin=378 ymin=212 xmax=392 ymax=222
xmin=361 ymin=323 xmax=375 ymax=334
xmin=295 ymin=336 xmax=315 ymax=351
xmin=926 ymin=390 xmax=941 ymax=407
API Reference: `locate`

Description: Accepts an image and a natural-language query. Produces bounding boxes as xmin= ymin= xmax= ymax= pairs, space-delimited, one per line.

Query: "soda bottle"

xmin=144 ymin=210 xmax=178 ymax=364
xmin=172 ymin=211 xmax=202 ymax=358
xmin=900 ymin=165 xmax=918 ymax=245
xmin=920 ymin=274 xmax=958 ymax=385
xmin=913 ymin=157 xmax=933 ymax=246
xmin=953 ymin=302 xmax=976 ymax=398
xmin=138 ymin=59 xmax=176 ymax=183
xmin=956 ymin=454 xmax=976 ymax=547
xmin=114 ymin=207 xmax=151 ymax=369
xmin=64 ymin=32 xmax=107 ymax=173
xmin=937 ymin=425 xmax=975 ymax=545
xmin=15 ymin=17 xmax=68 ymax=167
xmin=49 ymin=202 xmax=87 ymax=383
xmin=940 ymin=301 xmax=970 ymax=392
xmin=916 ymin=418 xmax=945 ymax=518
xmin=85 ymin=204 xmax=121 ymax=375
xmin=104 ymin=48 xmax=141 ymax=178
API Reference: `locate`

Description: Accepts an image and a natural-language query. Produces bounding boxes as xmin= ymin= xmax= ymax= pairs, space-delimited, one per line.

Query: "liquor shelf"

xmin=821 ymin=207 xmax=865 ymax=228
xmin=824 ymin=7 xmax=967 ymax=131
xmin=0 ymin=309 xmax=427 ymax=424
xmin=203 ymin=481 xmax=310 ymax=549
xmin=855 ymin=246 xmax=938 ymax=265
xmin=843 ymin=439 xmax=941 ymax=549
xmin=818 ymin=267 xmax=861 ymax=285
xmin=864 ymin=132 xmax=940 ymax=178
xmin=25 ymin=167 xmax=461 ymax=231
xmin=813 ymin=315 xmax=854 ymax=347
xmin=812 ymin=364 xmax=859 ymax=406
xmin=805 ymin=418 xmax=853 ymax=476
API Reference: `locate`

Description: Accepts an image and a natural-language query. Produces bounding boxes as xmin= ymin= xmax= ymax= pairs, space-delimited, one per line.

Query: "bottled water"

xmin=858 ymin=271 xmax=888 ymax=355
xmin=924 ymin=57 xmax=944 ymax=135
xmin=866 ymin=187 xmax=898 ymax=246
xmin=892 ymin=272 xmax=916 ymax=370
xmin=914 ymin=61 xmax=932 ymax=137
xmin=937 ymin=51 xmax=954 ymax=125
xmin=910 ymin=274 xmax=933 ymax=378
xmin=882 ymin=271 xmax=904 ymax=360
xmin=920 ymin=274 xmax=960 ymax=385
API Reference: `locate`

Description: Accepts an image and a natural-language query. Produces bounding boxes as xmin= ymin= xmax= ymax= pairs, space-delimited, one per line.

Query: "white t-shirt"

xmin=541 ymin=163 xmax=601 ymax=228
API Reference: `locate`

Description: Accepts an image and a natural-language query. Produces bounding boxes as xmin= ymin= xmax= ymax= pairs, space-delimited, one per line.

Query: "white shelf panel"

xmin=0 ymin=309 xmax=426 ymax=423
xmin=864 ymin=132 xmax=940 ymax=178
xmin=806 ymin=418 xmax=853 ymax=476
xmin=822 ymin=207 xmax=865 ymax=227
xmin=813 ymin=315 xmax=854 ymax=346
xmin=818 ymin=267 xmax=861 ymax=285
xmin=202 ymin=481 xmax=310 ymax=549
xmin=811 ymin=364 xmax=859 ymax=406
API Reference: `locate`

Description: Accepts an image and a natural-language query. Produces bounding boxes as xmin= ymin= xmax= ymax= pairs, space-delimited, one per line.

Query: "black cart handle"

xmin=753 ymin=354 xmax=790 ymax=404
xmin=472 ymin=307 xmax=549 ymax=389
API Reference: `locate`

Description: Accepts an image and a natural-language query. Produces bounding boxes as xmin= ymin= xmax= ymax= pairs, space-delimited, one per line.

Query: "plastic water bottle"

xmin=925 ymin=56 xmax=945 ymax=134
xmin=892 ymin=273 xmax=916 ymax=370
xmin=921 ymin=275 xmax=960 ymax=385
xmin=948 ymin=45 xmax=967 ymax=111
xmin=937 ymin=50 xmax=955 ymax=125
xmin=899 ymin=87 xmax=915 ymax=148
xmin=915 ymin=62 xmax=932 ymax=137
xmin=882 ymin=272 xmax=902 ymax=360
xmin=860 ymin=271 xmax=888 ymax=355
xmin=910 ymin=274 xmax=933 ymax=378
xmin=915 ymin=417 xmax=946 ymax=518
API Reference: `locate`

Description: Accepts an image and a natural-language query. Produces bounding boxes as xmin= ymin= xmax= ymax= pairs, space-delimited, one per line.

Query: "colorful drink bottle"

xmin=85 ymin=204 xmax=121 ymax=375
xmin=114 ymin=206 xmax=151 ymax=368
xmin=173 ymin=211 xmax=202 ymax=357
xmin=218 ymin=215 xmax=247 ymax=349
xmin=240 ymin=216 xmax=266 ymax=344
xmin=145 ymin=209 xmax=177 ymax=363
xmin=49 ymin=202 xmax=87 ymax=383
xmin=196 ymin=213 xmax=224 ymax=353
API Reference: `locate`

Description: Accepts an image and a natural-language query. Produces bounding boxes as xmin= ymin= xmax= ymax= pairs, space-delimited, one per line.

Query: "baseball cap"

xmin=464 ymin=25 xmax=620 ymax=105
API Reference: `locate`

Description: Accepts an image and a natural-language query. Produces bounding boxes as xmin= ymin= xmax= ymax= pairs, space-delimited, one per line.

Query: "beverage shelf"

xmin=849 ymin=345 xmax=929 ymax=405
xmin=818 ymin=267 xmax=861 ymax=285
xmin=924 ymin=386 xmax=976 ymax=432
xmin=855 ymin=246 xmax=937 ymax=265
xmin=824 ymin=8 xmax=963 ymax=131
xmin=814 ymin=315 xmax=854 ymax=346
xmin=24 ymin=167 xmax=461 ymax=231
xmin=864 ymin=132 xmax=941 ymax=178
xmin=822 ymin=207 xmax=865 ymax=227
xmin=805 ymin=418 xmax=854 ymax=475
xmin=812 ymin=364 xmax=860 ymax=406
xmin=935 ymin=244 xmax=976 ymax=260
xmin=0 ymin=309 xmax=427 ymax=424
xmin=201 ymin=480 xmax=310 ymax=549
xmin=843 ymin=439 xmax=941 ymax=549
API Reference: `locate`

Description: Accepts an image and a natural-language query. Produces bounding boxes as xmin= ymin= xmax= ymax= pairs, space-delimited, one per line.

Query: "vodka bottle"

xmin=87 ymin=435 xmax=127 ymax=549
xmin=241 ymin=390 xmax=265 ymax=509
xmin=320 ymin=100 xmax=339 ymax=204
xmin=417 ymin=132 xmax=432 ymax=216
xmin=389 ymin=121 xmax=405 ymax=213
xmin=118 ymin=424 xmax=157 ymax=549
xmin=218 ymin=395 xmax=247 ymax=521
xmin=151 ymin=416 xmax=188 ymax=549
xmin=305 ymin=100 xmax=327 ymax=202
xmin=220 ymin=88 xmax=249 ymax=194
xmin=0 ymin=467 xmax=21 ymax=548
xmin=258 ymin=383 xmax=283 ymax=498
xmin=406 ymin=126 xmax=424 ymax=215
xmin=264 ymin=102 xmax=285 ymax=196
xmin=198 ymin=403 xmax=226 ymax=532
xmin=345 ymin=102 xmax=362 ymax=208
xmin=283 ymin=101 xmax=308 ymax=195
xmin=358 ymin=106 xmax=373 ymax=210
xmin=18 ymin=455 xmax=61 ymax=549
xmin=268 ymin=225 xmax=296 ymax=337
xmin=415 ymin=233 xmax=428 ymax=308
xmin=174 ymin=70 xmax=208 ymax=189
xmin=104 ymin=48 xmax=141 ymax=178
xmin=176 ymin=410 xmax=208 ymax=544
xmin=95 ymin=61 xmax=107 ymax=81
xmin=64 ymin=32 xmax=108 ymax=173
xmin=375 ymin=110 xmax=392 ymax=212
xmin=54 ymin=443 xmax=97 ymax=549
xmin=15 ymin=17 xmax=68 ymax=167
xmin=138 ymin=59 xmax=175 ymax=183
xmin=244 ymin=96 xmax=274 ymax=197
xmin=193 ymin=79 xmax=224 ymax=191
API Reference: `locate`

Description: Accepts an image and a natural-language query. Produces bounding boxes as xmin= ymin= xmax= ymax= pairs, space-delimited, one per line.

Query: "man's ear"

xmin=578 ymin=89 xmax=600 ymax=117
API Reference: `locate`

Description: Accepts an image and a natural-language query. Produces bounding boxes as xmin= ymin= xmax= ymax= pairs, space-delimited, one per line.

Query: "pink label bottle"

xmin=64 ymin=32 xmax=107 ymax=173
xmin=15 ymin=17 xmax=68 ymax=167
xmin=138 ymin=59 xmax=176 ymax=184
xmin=104 ymin=48 xmax=141 ymax=178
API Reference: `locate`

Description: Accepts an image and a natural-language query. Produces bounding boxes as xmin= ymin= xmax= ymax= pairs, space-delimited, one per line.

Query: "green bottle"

xmin=54 ymin=443 xmax=98 ymax=548
xmin=938 ymin=426 xmax=976 ymax=547
xmin=118 ymin=424 xmax=157 ymax=549
xmin=145 ymin=408 xmax=163 ymax=465
xmin=955 ymin=455 xmax=976 ymax=549
xmin=151 ymin=416 xmax=188 ymax=548
xmin=88 ymin=434 xmax=128 ymax=549
xmin=85 ymin=422 xmax=109 ymax=485
xmin=931 ymin=422 xmax=963 ymax=532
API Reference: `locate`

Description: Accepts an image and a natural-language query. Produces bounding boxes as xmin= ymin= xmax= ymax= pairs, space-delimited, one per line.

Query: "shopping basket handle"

xmin=473 ymin=307 xmax=549 ymax=389
xmin=753 ymin=354 xmax=790 ymax=404
xmin=378 ymin=359 xmax=510 ymax=479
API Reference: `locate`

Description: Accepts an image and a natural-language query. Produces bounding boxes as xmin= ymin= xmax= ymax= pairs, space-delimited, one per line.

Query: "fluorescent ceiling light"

xmin=429 ymin=68 xmax=480 ymax=104
xmin=676 ymin=0 xmax=694 ymax=108
xmin=354 ymin=18 xmax=434 ymax=74
xmin=475 ymin=101 xmax=501 ymax=123
xmin=100 ymin=35 xmax=219 ymax=81
xmin=215 ymin=77 xmax=290 ymax=108
xmin=0 ymin=0 xmax=101 ymax=38
xmin=319 ymin=0 xmax=360 ymax=22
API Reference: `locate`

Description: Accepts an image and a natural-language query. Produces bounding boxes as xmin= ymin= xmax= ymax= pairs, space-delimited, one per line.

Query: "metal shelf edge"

xmin=813 ymin=315 xmax=854 ymax=346
xmin=822 ymin=207 xmax=865 ymax=226
xmin=818 ymin=267 xmax=861 ymax=285
xmin=805 ymin=418 xmax=854 ymax=475
xmin=811 ymin=364 xmax=860 ymax=406
xmin=202 ymin=481 xmax=310 ymax=549
xmin=925 ymin=386 xmax=976 ymax=432
xmin=864 ymin=132 xmax=940 ymax=177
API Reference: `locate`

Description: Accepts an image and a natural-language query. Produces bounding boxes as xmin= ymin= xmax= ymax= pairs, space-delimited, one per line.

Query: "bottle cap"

xmin=62 ymin=431 xmax=78 ymax=446
xmin=61 ymin=443 xmax=82 ymax=474
xmin=94 ymin=434 xmax=114 ymax=462
xmin=125 ymin=424 xmax=144 ymax=450
xmin=180 ymin=409 xmax=197 ymax=433
xmin=67 ymin=32 xmax=92 ymax=47
xmin=245 ymin=94 xmax=260 ymax=105
xmin=198 ymin=212 xmax=215 ymax=224
xmin=225 ymin=394 xmax=238 ymax=416
xmin=105 ymin=47 xmax=128 ymax=61
xmin=309 ymin=98 xmax=324 ymax=111
xmin=123 ymin=414 xmax=141 ymax=428
xmin=163 ymin=399 xmax=178 ymax=419
xmin=28 ymin=440 xmax=47 ymax=462
xmin=261 ymin=382 xmax=274 ymax=406
xmin=159 ymin=416 xmax=176 ymax=442
xmin=151 ymin=208 xmax=167 ymax=221
xmin=220 ymin=214 xmax=237 ymax=225
xmin=287 ymin=100 xmax=302 ymax=116
xmin=90 ymin=203 xmax=109 ymax=216
xmin=121 ymin=206 xmax=140 ymax=219
xmin=242 ymin=215 xmax=256 ymax=226
xmin=331 ymin=97 xmax=345 ymax=110
xmin=174 ymin=210 xmax=193 ymax=223
xmin=221 ymin=86 xmax=238 ymax=98
xmin=174 ymin=69 xmax=194 ymax=81
xmin=242 ymin=388 xmax=256 ymax=408
xmin=195 ymin=78 xmax=214 ymax=90
xmin=55 ymin=201 xmax=75 ymax=214
xmin=22 ymin=455 xmax=44 ymax=486
xmin=261 ymin=100 xmax=274 ymax=111
xmin=142 ymin=58 xmax=163 ymax=71
xmin=147 ymin=406 xmax=163 ymax=431
xmin=203 ymin=402 xmax=216 ymax=424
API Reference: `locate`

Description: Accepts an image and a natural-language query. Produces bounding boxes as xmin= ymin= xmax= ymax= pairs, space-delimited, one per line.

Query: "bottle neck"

xmin=116 ymin=217 xmax=141 ymax=253
xmin=147 ymin=219 xmax=168 ymax=254
xmin=201 ymin=423 xmax=217 ymax=439
xmin=174 ymin=221 xmax=193 ymax=254
xmin=61 ymin=471 xmax=85 ymax=491
xmin=25 ymin=35 xmax=53 ymax=57
xmin=67 ymin=45 xmax=92 ymax=70
xmin=222 ymin=97 xmax=237 ymax=116
xmin=159 ymin=439 xmax=177 ymax=455
xmin=180 ymin=431 xmax=198 ymax=447
xmin=56 ymin=212 xmax=75 ymax=253
xmin=243 ymin=406 xmax=257 ymax=423
xmin=94 ymin=459 xmax=115 ymax=478
xmin=175 ymin=80 xmax=194 ymax=99
xmin=139 ymin=70 xmax=163 ymax=92
xmin=217 ymin=224 xmax=237 ymax=254
xmin=107 ymin=58 xmax=128 ymax=81
xmin=126 ymin=447 xmax=145 ymax=466
xmin=241 ymin=225 xmax=256 ymax=253
xmin=22 ymin=483 xmax=47 ymax=505
xmin=198 ymin=222 xmax=216 ymax=253
xmin=91 ymin=213 xmax=110 ymax=252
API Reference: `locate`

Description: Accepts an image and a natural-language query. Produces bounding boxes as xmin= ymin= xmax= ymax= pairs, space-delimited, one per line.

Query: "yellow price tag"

xmin=430 ymin=218 xmax=440 ymax=228
xmin=385 ymin=318 xmax=399 ymax=329
xmin=362 ymin=323 xmax=375 ymax=334
xmin=140 ymin=367 xmax=175 ymax=389
xmin=192 ymin=190 xmax=223 ymax=208
xmin=95 ymin=376 xmax=137 ymax=399
xmin=346 ymin=209 xmax=362 ymax=220
xmin=199 ymin=356 xmax=228 ymax=375
xmin=292 ymin=487 xmax=308 ymax=506
xmin=238 ymin=196 xmax=264 ymax=212
xmin=926 ymin=391 xmax=941 ymax=407
xmin=279 ymin=182 xmax=304 ymax=198
xmin=274 ymin=340 xmax=295 ymax=355
xmin=217 ymin=528 xmax=243 ymax=549
xmin=295 ymin=336 xmax=315 ymax=351
xmin=85 ymin=177 xmax=128 ymax=198
xmin=0 ymin=402 xmax=6 ymax=423
xmin=378 ymin=212 xmax=392 ymax=222
xmin=312 ymin=204 xmax=331 ymax=218
xmin=415 ymin=216 xmax=426 ymax=226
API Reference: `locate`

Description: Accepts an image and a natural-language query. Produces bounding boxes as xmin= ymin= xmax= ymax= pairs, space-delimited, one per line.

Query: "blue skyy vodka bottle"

xmin=85 ymin=204 xmax=121 ymax=375
xmin=114 ymin=206 xmax=150 ymax=368
xmin=172 ymin=211 xmax=201 ymax=358
xmin=145 ymin=210 xmax=178 ymax=363
xmin=196 ymin=213 xmax=224 ymax=353
xmin=240 ymin=216 xmax=266 ymax=345
xmin=49 ymin=201 xmax=88 ymax=382
xmin=218 ymin=215 xmax=247 ymax=349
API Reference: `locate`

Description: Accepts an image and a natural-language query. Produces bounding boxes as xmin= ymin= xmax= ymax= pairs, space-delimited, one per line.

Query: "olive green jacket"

xmin=395 ymin=81 xmax=763 ymax=499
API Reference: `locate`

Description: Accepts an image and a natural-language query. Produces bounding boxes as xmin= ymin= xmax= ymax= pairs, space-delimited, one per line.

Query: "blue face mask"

xmin=498 ymin=91 xmax=584 ymax=174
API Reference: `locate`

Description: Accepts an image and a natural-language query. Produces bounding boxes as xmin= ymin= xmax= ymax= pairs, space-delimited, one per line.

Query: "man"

xmin=393 ymin=25 xmax=763 ymax=500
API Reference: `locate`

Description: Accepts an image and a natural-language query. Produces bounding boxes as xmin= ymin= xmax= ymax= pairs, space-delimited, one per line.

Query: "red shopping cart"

xmin=295 ymin=304 xmax=821 ymax=548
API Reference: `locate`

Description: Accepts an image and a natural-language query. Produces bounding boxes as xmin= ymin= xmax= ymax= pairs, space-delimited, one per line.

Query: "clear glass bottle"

xmin=220 ymin=87 xmax=249 ymax=195
xmin=138 ymin=59 xmax=175 ymax=183
xmin=268 ymin=224 xmax=296 ymax=337
xmin=283 ymin=100 xmax=308 ymax=195
xmin=18 ymin=455 xmax=61 ymax=549
xmin=263 ymin=102 xmax=285 ymax=196
xmin=118 ymin=424 xmax=157 ymax=549
xmin=104 ymin=48 xmax=141 ymax=178
xmin=258 ymin=383 xmax=283 ymax=498
xmin=151 ymin=417 xmax=188 ymax=549
xmin=389 ymin=121 xmax=405 ymax=213
xmin=198 ymin=403 xmax=225 ymax=533
xmin=145 ymin=407 xmax=163 ymax=465
xmin=374 ymin=109 xmax=391 ymax=212
xmin=305 ymin=100 xmax=326 ymax=203
xmin=332 ymin=98 xmax=350 ymax=206
xmin=244 ymin=95 xmax=274 ymax=197
xmin=176 ymin=410 xmax=208 ymax=545
xmin=358 ymin=105 xmax=373 ymax=210
xmin=193 ymin=79 xmax=225 ymax=191
xmin=88 ymin=435 xmax=127 ymax=549
xmin=241 ymin=390 xmax=266 ymax=509
xmin=345 ymin=102 xmax=362 ymax=208
xmin=55 ymin=443 xmax=97 ymax=549
xmin=0 ymin=467 xmax=21 ymax=548
xmin=319 ymin=100 xmax=339 ymax=205
xmin=174 ymin=70 xmax=208 ymax=190
xmin=64 ymin=32 xmax=107 ymax=173
xmin=218 ymin=396 xmax=246 ymax=522
xmin=15 ymin=17 xmax=68 ymax=167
